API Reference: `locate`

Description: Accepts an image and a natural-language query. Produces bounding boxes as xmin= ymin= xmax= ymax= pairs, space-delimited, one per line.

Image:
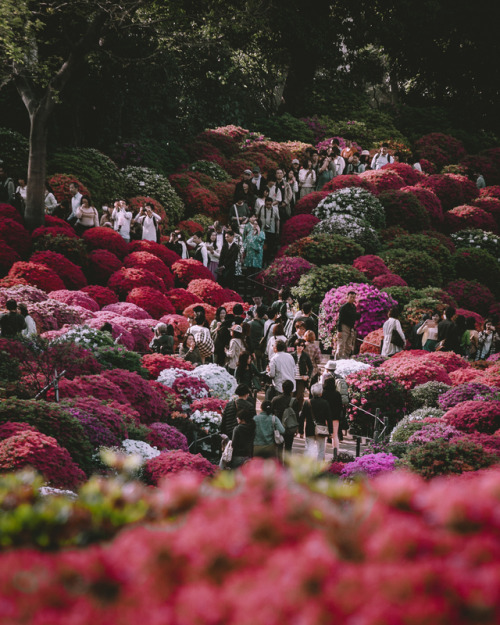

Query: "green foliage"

xmin=121 ymin=166 xmax=185 ymax=224
xmin=453 ymin=248 xmax=500 ymax=296
xmin=94 ymin=346 xmax=149 ymax=378
xmin=110 ymin=138 xmax=189 ymax=176
xmin=188 ymin=161 xmax=231 ymax=182
xmin=410 ymin=381 xmax=452 ymax=410
xmin=285 ymin=233 xmax=364 ymax=266
xmin=48 ymin=148 xmax=125 ymax=206
xmin=32 ymin=234 xmax=89 ymax=266
xmin=381 ymin=248 xmax=442 ymax=288
xmin=383 ymin=234 xmax=455 ymax=280
xmin=251 ymin=114 xmax=315 ymax=144
xmin=191 ymin=213 xmax=214 ymax=231
xmin=380 ymin=286 xmax=420 ymax=307
xmin=292 ymin=264 xmax=368 ymax=310
xmin=0 ymin=399 xmax=93 ymax=475
xmin=0 ymin=127 xmax=28 ymax=179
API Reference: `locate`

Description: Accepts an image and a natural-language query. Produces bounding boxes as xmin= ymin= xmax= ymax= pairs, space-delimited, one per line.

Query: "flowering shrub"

xmin=380 ymin=162 xmax=424 ymax=185
xmin=49 ymin=290 xmax=100 ymax=312
xmin=400 ymin=438 xmax=495 ymax=478
xmin=313 ymin=187 xmax=386 ymax=229
xmin=221 ymin=300 xmax=250 ymax=314
xmin=80 ymin=285 xmax=118 ymax=308
xmin=86 ymin=249 xmax=123 ymax=286
xmin=416 ymin=175 xmax=464 ymax=211
xmin=407 ymin=421 xmax=461 ymax=445
xmin=32 ymin=233 xmax=88 ymax=266
xmin=146 ymin=422 xmax=189 ymax=451
xmin=319 ymin=283 xmax=397 ymax=348
xmin=158 ymin=313 xmax=190 ymax=341
xmin=123 ymin=251 xmax=174 ymax=290
xmin=108 ymin=267 xmax=165 ymax=299
xmin=283 ymin=233 xmax=364 ymax=266
xmin=451 ymin=229 xmax=500 ymax=261
xmin=473 ymin=195 xmax=500 ymax=221
xmin=445 ymin=173 xmax=479 ymax=204
xmin=190 ymin=397 xmax=228 ymax=414
xmin=0 ymin=203 xmax=23 ymax=223
xmin=410 ymin=381 xmax=452 ymax=409
xmin=29 ymin=251 xmax=87 ymax=290
xmin=400 ymin=185 xmax=444 ymax=225
xmin=445 ymin=205 xmax=498 ymax=234
xmin=0 ymin=431 xmax=86 ymax=489
xmin=333 ymin=359 xmax=371 ymax=378
xmin=190 ymin=409 xmax=222 ymax=453
xmin=169 ymin=174 xmax=220 ymax=218
xmin=292 ymin=264 xmax=368 ymax=309
xmin=385 ymin=233 xmax=455 ymax=279
xmin=377 ymin=190 xmax=430 ymax=232
xmin=94 ymin=313 xmax=154 ymax=352
xmin=190 ymin=364 xmax=237 ymax=400
xmin=0 ymin=243 xmax=20 ymax=277
xmin=359 ymin=169 xmax=405 ymax=193
xmin=414 ymin=133 xmax=466 ymax=169
xmin=94 ymin=345 xmax=147 ymax=377
xmin=341 ymin=453 xmax=398 ymax=480
xmin=381 ymin=249 xmax=442 ymax=288
xmin=126 ymin=287 xmax=175 ymax=319
xmin=372 ymin=273 xmax=408 ymax=288
xmin=164 ymin=288 xmax=202 ymax=313
xmin=83 ymin=227 xmax=129 ymax=259
xmin=57 ymin=373 xmax=128 ymax=405
xmin=171 ymin=258 xmax=215 ymax=286
xmin=453 ymin=248 xmax=500 ymax=294
xmin=121 ymin=166 xmax=185 ymax=224
xmin=445 ymin=279 xmax=495 ymax=315
xmin=443 ymin=400 xmax=500 ymax=434
xmin=352 ymin=353 xmax=388 ymax=367
xmin=347 ymin=368 xmax=408 ymax=436
xmin=69 ymin=409 xmax=120 ymax=449
xmin=212 ymin=180 xmax=238 ymax=209
xmin=143 ymin=450 xmax=217 ymax=484
xmin=186 ymin=279 xmax=224 ymax=306
xmin=30 ymin=299 xmax=90 ymax=333
xmin=189 ymin=160 xmax=231 ymax=182
xmin=0 ymin=284 xmax=48 ymax=307
xmin=7 ymin=261 xmax=65 ymax=292
xmin=314 ymin=215 xmax=381 ymax=253
xmin=182 ymin=302 xmax=217 ymax=324
xmin=55 ymin=325 xmax=115 ymax=351
xmin=172 ymin=375 xmax=210 ymax=404
xmin=292 ymin=190 xmax=329 ymax=215
xmin=63 ymin=396 xmax=128 ymax=440
xmin=353 ymin=255 xmax=389 ymax=279
xmin=322 ymin=173 xmax=377 ymax=195
xmin=258 ymin=256 xmax=316 ymax=290
xmin=280 ymin=214 xmax=320 ymax=246
xmin=101 ymin=302 xmax=151 ymax=320
xmin=438 ymin=383 xmax=499 ymax=412
xmin=141 ymin=354 xmax=194 ymax=379
xmin=381 ymin=357 xmax=452 ymax=389
xmin=47 ymin=174 xmax=90 ymax=204
xmin=127 ymin=239 xmax=180 ymax=266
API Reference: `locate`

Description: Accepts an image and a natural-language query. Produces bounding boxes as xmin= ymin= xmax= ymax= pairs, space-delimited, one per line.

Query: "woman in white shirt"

xmin=18 ymin=303 xmax=37 ymax=338
xmin=44 ymin=183 xmax=58 ymax=215
xmin=206 ymin=230 xmax=221 ymax=278
xmin=381 ymin=307 xmax=406 ymax=357
xmin=416 ymin=312 xmax=440 ymax=351
xmin=16 ymin=178 xmax=27 ymax=202
xmin=134 ymin=203 xmax=161 ymax=242
xmin=298 ymin=159 xmax=317 ymax=198
xmin=266 ymin=322 xmax=288 ymax=363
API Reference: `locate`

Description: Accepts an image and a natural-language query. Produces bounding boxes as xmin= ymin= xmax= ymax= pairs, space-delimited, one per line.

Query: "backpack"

xmin=335 ymin=376 xmax=349 ymax=406
xmin=282 ymin=397 xmax=298 ymax=434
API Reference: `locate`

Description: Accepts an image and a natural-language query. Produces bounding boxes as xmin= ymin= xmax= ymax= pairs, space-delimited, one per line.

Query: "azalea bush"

xmin=86 ymin=249 xmax=123 ymax=285
xmin=451 ymin=229 xmax=500 ymax=259
xmin=80 ymin=285 xmax=119 ymax=308
xmin=128 ymin=239 xmax=180 ymax=266
xmin=284 ymin=233 xmax=364 ymax=266
xmin=414 ymin=133 xmax=466 ymax=170
xmin=445 ymin=205 xmax=498 ymax=234
xmin=143 ymin=450 xmax=217 ymax=485
xmin=381 ymin=249 xmax=442 ymax=288
xmin=94 ymin=345 xmax=148 ymax=377
xmin=443 ymin=400 xmax=500 ymax=434
xmin=384 ymin=234 xmax=455 ymax=280
xmin=377 ymin=190 xmax=430 ymax=232
xmin=445 ymin=279 xmax=495 ymax=315
xmin=292 ymin=264 xmax=368 ymax=310
xmin=381 ymin=356 xmax=452 ymax=390
xmin=30 ymin=299 xmax=91 ymax=333
xmin=108 ymin=267 xmax=164 ymax=299
xmin=410 ymin=381 xmax=452 ymax=409
xmin=190 ymin=364 xmax=237 ymax=400
xmin=49 ymin=290 xmax=100 ymax=312
xmin=347 ymin=368 xmax=408 ymax=436
xmin=258 ymin=256 xmax=316 ymax=290
xmin=380 ymin=162 xmax=424 ymax=185
xmin=438 ymin=383 xmax=500 ymax=412
xmin=186 ymin=279 xmax=225 ymax=307
xmin=63 ymin=396 xmax=129 ymax=441
xmin=0 ymin=244 xmax=20 ymax=277
xmin=33 ymin=233 xmax=88 ymax=266
xmin=292 ymin=190 xmax=328 ymax=215
xmin=352 ymin=255 xmax=389 ymax=280
xmin=7 ymin=261 xmax=65 ymax=292
xmin=280 ymin=214 xmax=320 ymax=246
xmin=190 ymin=397 xmax=228 ymax=414
xmin=30 ymin=251 xmax=87 ymax=290
xmin=372 ymin=273 xmax=408 ymax=288
xmin=123 ymin=251 xmax=174 ymax=290
xmin=358 ymin=169 xmax=405 ymax=193
xmin=453 ymin=248 xmax=500 ymax=294
xmin=171 ymin=258 xmax=215 ymax=286
xmin=83 ymin=227 xmax=129 ymax=259
xmin=313 ymin=215 xmax=380 ymax=253
xmin=146 ymin=422 xmax=189 ymax=452
xmin=400 ymin=185 xmax=444 ymax=225
xmin=319 ymin=283 xmax=397 ymax=349
xmin=313 ymin=187 xmax=386 ymax=229
xmin=141 ymin=353 xmax=194 ymax=379
xmin=341 ymin=453 xmax=398 ymax=480
xmin=182 ymin=302 xmax=217 ymax=324
xmin=417 ymin=175 xmax=464 ymax=212
xmin=166 ymin=288 xmax=202 ymax=312
xmin=126 ymin=287 xmax=175 ymax=319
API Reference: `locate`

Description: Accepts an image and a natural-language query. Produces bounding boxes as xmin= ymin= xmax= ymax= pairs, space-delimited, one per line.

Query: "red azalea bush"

xmin=380 ymin=162 xmax=424 ymax=185
xmin=49 ymin=290 xmax=100 ymax=312
xmin=102 ymin=302 xmax=151 ymax=320
xmin=165 ymin=288 xmax=203 ymax=312
xmin=172 ymin=258 xmax=215 ymax=286
xmin=48 ymin=174 xmax=90 ymax=204
xmin=146 ymin=423 xmax=189 ymax=452
xmin=445 ymin=173 xmax=479 ymax=204
xmin=473 ymin=197 xmax=500 ymax=225
xmin=219 ymin=289 xmax=244 ymax=304
xmin=80 ymin=285 xmax=118 ymax=308
xmin=322 ymin=174 xmax=376 ymax=195
xmin=417 ymin=175 xmax=464 ymax=212
xmin=169 ymin=175 xmax=220 ymax=218
xmin=85 ymin=317 xmax=135 ymax=351
xmin=128 ymin=239 xmax=180 ymax=266
xmin=422 ymin=351 xmax=470 ymax=374
xmin=372 ymin=273 xmax=408 ymax=288
xmin=43 ymin=215 xmax=74 ymax=231
xmin=141 ymin=354 xmax=194 ymax=379
xmin=377 ymin=190 xmax=431 ymax=232
xmin=213 ymin=180 xmax=237 ymax=209
xmin=186 ymin=279 xmax=225 ymax=306
xmin=29 ymin=251 xmax=87 ymax=290
xmin=359 ymin=328 xmax=384 ymax=354
xmin=0 ymin=243 xmax=20 ymax=277
xmin=190 ymin=397 xmax=228 ymax=414
xmin=143 ymin=450 xmax=217 ymax=484
xmin=126 ymin=287 xmax=175 ymax=319
xmin=0 ymin=203 xmax=23 ymax=223
xmin=419 ymin=158 xmax=437 ymax=174
xmin=7 ymin=261 xmax=65 ymax=292
xmin=0 ymin=218 xmax=32 ymax=257
xmin=353 ymin=255 xmax=390 ymax=280
xmin=446 ymin=280 xmax=495 ymax=316
xmin=176 ymin=220 xmax=204 ymax=236
xmin=257 ymin=256 xmax=316 ymax=290
xmin=444 ymin=400 xmax=500 ymax=434
xmin=83 ymin=227 xmax=129 ymax=259
xmin=101 ymin=370 xmax=169 ymax=424
xmin=123 ymin=251 xmax=174 ymax=290
xmin=63 ymin=396 xmax=128 ymax=440
xmin=292 ymin=191 xmax=329 ymax=215
xmin=86 ymin=249 xmax=123 ymax=285
xmin=182 ymin=302 xmax=217 ymax=324
xmin=475 ymin=364 xmax=500 ymax=388
xmin=55 ymin=374 xmax=128 ymax=405
xmin=0 ymin=421 xmax=39 ymax=440
xmin=157 ymin=314 xmax=190 ymax=343
xmin=0 ymin=430 xmax=86 ymax=489
xmin=414 ymin=133 xmax=466 ymax=169
xmin=480 ymin=185 xmax=500 ymax=200
xmin=220 ymin=300 xmax=251 ymax=314
xmin=31 ymin=226 xmax=79 ymax=244
xmin=108 ymin=267 xmax=165 ymax=299
xmin=359 ymin=169 xmax=405 ymax=193
xmin=444 ymin=205 xmax=498 ymax=234
xmin=400 ymin=186 xmax=444 ymax=225
xmin=381 ymin=357 xmax=452 ymax=389
xmin=280 ymin=214 xmax=320 ymax=246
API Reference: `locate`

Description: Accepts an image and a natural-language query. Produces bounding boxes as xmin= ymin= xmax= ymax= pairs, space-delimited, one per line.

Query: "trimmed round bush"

xmin=313 ymin=215 xmax=380 ymax=253
xmin=453 ymin=248 xmax=500 ymax=295
xmin=313 ymin=187 xmax=386 ymax=229
xmin=32 ymin=233 xmax=88 ymax=266
xmin=377 ymin=190 xmax=430 ymax=232
xmin=81 ymin=285 xmax=118 ymax=308
xmin=400 ymin=185 xmax=444 ymax=225
xmin=123 ymin=251 xmax=174 ymax=290
xmin=102 ymin=302 xmax=151 ymax=320
xmin=126 ymin=287 xmax=175 ymax=319
xmin=0 ymin=244 xmax=20 ymax=277
xmin=353 ymin=255 xmax=389 ymax=280
xmin=438 ymin=384 xmax=500 ymax=412
xmin=146 ymin=423 xmax=189 ymax=452
xmin=410 ymin=381 xmax=452 ymax=409
xmin=49 ymin=290 xmax=100 ymax=312
xmin=380 ymin=162 xmax=424 ymax=185
xmin=292 ymin=190 xmax=329 ymax=215
xmin=414 ymin=133 xmax=466 ymax=170
xmin=292 ymin=264 xmax=368 ymax=310
xmin=87 ymin=249 xmax=123 ymax=286
xmin=283 ymin=233 xmax=364 ymax=266
xmin=372 ymin=273 xmax=408 ymax=288
xmin=128 ymin=240 xmax=180 ymax=267
xmin=29 ymin=251 xmax=87 ymax=290
xmin=381 ymin=249 xmax=442 ymax=288
xmin=384 ymin=234 xmax=455 ymax=281
xmin=445 ymin=205 xmax=498 ymax=234
xmin=0 ymin=219 xmax=31 ymax=257
xmin=171 ymin=259 xmax=215 ymax=286
xmin=359 ymin=169 xmax=405 ymax=193
xmin=7 ymin=261 xmax=65 ymax=292
xmin=443 ymin=400 xmax=500 ymax=434
xmin=257 ymin=256 xmax=316 ymax=290
xmin=143 ymin=450 xmax=217 ymax=485
xmin=83 ymin=227 xmax=129 ymax=259
xmin=280 ymin=214 xmax=320 ymax=246
xmin=108 ymin=267 xmax=165 ymax=299
xmin=445 ymin=280 xmax=495 ymax=316
xmin=166 ymin=288 xmax=203 ymax=313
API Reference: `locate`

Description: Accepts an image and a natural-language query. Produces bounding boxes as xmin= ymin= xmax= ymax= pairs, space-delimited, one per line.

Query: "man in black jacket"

xmin=438 ymin=306 xmax=459 ymax=353
xmin=217 ymin=230 xmax=240 ymax=290
xmin=335 ymin=291 xmax=360 ymax=359
xmin=219 ymin=384 xmax=255 ymax=438
xmin=271 ymin=379 xmax=299 ymax=453
xmin=0 ymin=299 xmax=26 ymax=338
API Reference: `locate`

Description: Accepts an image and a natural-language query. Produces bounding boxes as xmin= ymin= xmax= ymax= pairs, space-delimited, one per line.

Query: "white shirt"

xmin=16 ymin=185 xmax=27 ymax=200
xmin=299 ymin=168 xmax=316 ymax=188
xmin=269 ymin=351 xmax=296 ymax=392
xmin=70 ymin=192 xmax=82 ymax=218
xmin=381 ymin=318 xmax=405 ymax=357
xmin=112 ymin=207 xmax=132 ymax=239
xmin=22 ymin=315 xmax=37 ymax=337
xmin=135 ymin=212 xmax=161 ymax=242
xmin=371 ymin=152 xmax=392 ymax=170
xmin=257 ymin=204 xmax=280 ymax=234
xmin=44 ymin=192 xmax=58 ymax=214
xmin=187 ymin=237 xmax=209 ymax=266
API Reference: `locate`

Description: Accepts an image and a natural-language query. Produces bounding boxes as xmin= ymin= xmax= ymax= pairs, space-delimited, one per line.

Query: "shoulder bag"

xmin=310 ymin=400 xmax=329 ymax=437
xmin=272 ymin=414 xmax=284 ymax=445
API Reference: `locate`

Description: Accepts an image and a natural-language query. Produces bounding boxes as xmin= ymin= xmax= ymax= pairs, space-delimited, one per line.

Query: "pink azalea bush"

xmin=125 ymin=287 xmax=175 ymax=319
xmin=102 ymin=301 xmax=151 ymax=320
xmin=108 ymin=267 xmax=165 ymax=299
xmin=280 ymin=214 xmax=320 ymax=246
xmin=444 ymin=400 xmax=500 ymax=434
xmin=381 ymin=356 xmax=452 ymax=389
xmin=29 ymin=299 xmax=91 ymax=333
xmin=400 ymin=185 xmax=444 ymax=225
xmin=417 ymin=175 xmax=464 ymax=211
xmin=359 ymin=169 xmax=405 ymax=193
xmin=445 ymin=279 xmax=495 ymax=316
xmin=80 ymin=285 xmax=118 ymax=308
xmin=415 ymin=133 xmax=466 ymax=169
xmin=0 ymin=284 xmax=48 ymax=307
xmin=322 ymin=174 xmax=376 ymax=195
xmin=353 ymin=255 xmax=389 ymax=280
xmin=49 ymin=290 xmax=100 ymax=312
xmin=318 ymin=283 xmax=397 ymax=349
xmin=190 ymin=397 xmax=228 ymax=414
xmin=380 ymin=162 xmax=424 ymax=185
xmin=55 ymin=374 xmax=128 ymax=405
xmin=359 ymin=328 xmax=384 ymax=354
xmin=146 ymin=422 xmax=189 ymax=452
xmin=444 ymin=205 xmax=498 ymax=234
xmin=438 ymin=383 xmax=500 ymax=412
xmin=143 ymin=450 xmax=217 ymax=484
xmin=372 ymin=273 xmax=408 ymax=288
xmin=292 ymin=191 xmax=328 ymax=215
xmin=186 ymin=279 xmax=225 ymax=307
xmin=0 ymin=244 xmax=20 ymax=277
xmin=341 ymin=453 xmax=398 ymax=479
xmin=257 ymin=256 xmax=316 ymax=290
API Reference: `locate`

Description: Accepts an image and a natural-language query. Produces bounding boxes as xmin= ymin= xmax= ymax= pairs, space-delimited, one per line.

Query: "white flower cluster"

xmin=313 ymin=214 xmax=380 ymax=252
xmin=451 ymin=229 xmax=500 ymax=261
xmin=333 ymin=359 xmax=372 ymax=378
xmin=189 ymin=410 xmax=222 ymax=452
xmin=190 ymin=364 xmax=237 ymax=400
xmin=313 ymin=187 xmax=386 ymax=228
xmin=121 ymin=439 xmax=161 ymax=463
xmin=52 ymin=325 xmax=114 ymax=351
xmin=157 ymin=367 xmax=191 ymax=387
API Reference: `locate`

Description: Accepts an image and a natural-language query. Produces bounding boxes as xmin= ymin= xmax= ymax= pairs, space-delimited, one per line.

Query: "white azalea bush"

xmin=190 ymin=364 xmax=237 ymax=400
xmin=333 ymin=359 xmax=372 ymax=378
xmin=313 ymin=187 xmax=386 ymax=229
xmin=156 ymin=367 xmax=190 ymax=388
xmin=313 ymin=214 xmax=380 ymax=253
xmin=451 ymin=229 xmax=500 ymax=260
xmin=121 ymin=165 xmax=184 ymax=223
xmin=189 ymin=410 xmax=222 ymax=452
xmin=53 ymin=325 xmax=114 ymax=351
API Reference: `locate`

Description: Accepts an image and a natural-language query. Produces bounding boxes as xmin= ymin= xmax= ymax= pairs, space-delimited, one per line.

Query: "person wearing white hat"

xmin=320 ymin=360 xmax=337 ymax=386
xmin=225 ymin=324 xmax=244 ymax=375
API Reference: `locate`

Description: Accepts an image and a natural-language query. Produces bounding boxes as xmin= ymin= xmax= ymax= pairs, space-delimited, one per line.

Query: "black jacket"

xmin=231 ymin=422 xmax=255 ymax=458
xmin=292 ymin=351 xmax=313 ymax=378
xmin=220 ymin=398 xmax=255 ymax=437
xmin=218 ymin=241 xmax=240 ymax=276
xmin=300 ymin=398 xmax=333 ymax=437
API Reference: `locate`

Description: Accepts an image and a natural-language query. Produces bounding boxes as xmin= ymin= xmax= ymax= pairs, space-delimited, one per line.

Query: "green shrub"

xmin=410 ymin=382 xmax=452 ymax=410
xmin=48 ymin=148 xmax=125 ymax=207
xmin=383 ymin=234 xmax=455 ymax=281
xmin=191 ymin=213 xmax=214 ymax=231
xmin=251 ymin=114 xmax=315 ymax=144
xmin=381 ymin=249 xmax=442 ymax=288
xmin=0 ymin=127 xmax=29 ymax=179
xmin=109 ymin=138 xmax=188 ymax=176
xmin=95 ymin=346 xmax=149 ymax=378
xmin=292 ymin=264 xmax=368 ymax=310
xmin=380 ymin=286 xmax=420 ymax=307
xmin=188 ymin=161 xmax=231 ymax=182
xmin=0 ymin=399 xmax=93 ymax=474
xmin=453 ymin=248 xmax=500 ymax=295
xmin=284 ymin=233 xmax=364 ymax=266
xmin=32 ymin=234 xmax=89 ymax=267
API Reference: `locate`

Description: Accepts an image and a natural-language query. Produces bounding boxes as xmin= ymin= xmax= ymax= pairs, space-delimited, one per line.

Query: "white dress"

xmin=381 ymin=318 xmax=405 ymax=356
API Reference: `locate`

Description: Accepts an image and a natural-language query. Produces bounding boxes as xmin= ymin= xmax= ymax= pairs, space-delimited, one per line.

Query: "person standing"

xmin=44 ymin=182 xmax=59 ymax=215
xmin=135 ymin=203 xmax=161 ymax=242
xmin=220 ymin=384 xmax=255 ymax=438
xmin=268 ymin=339 xmax=296 ymax=400
xmin=67 ymin=182 xmax=83 ymax=225
xmin=300 ymin=383 xmax=332 ymax=461
xmin=417 ymin=312 xmax=441 ymax=352
xmin=75 ymin=196 xmax=99 ymax=236
xmin=438 ymin=306 xmax=459 ymax=353
xmin=112 ymin=200 xmax=133 ymax=243
xmin=321 ymin=377 xmax=343 ymax=460
xmin=217 ymin=230 xmax=240 ymax=290
xmin=253 ymin=400 xmax=285 ymax=460
xmin=256 ymin=196 xmax=280 ymax=265
xmin=0 ymin=162 xmax=16 ymax=206
xmin=18 ymin=303 xmax=37 ymax=338
xmin=242 ymin=217 xmax=265 ymax=273
xmin=381 ymin=307 xmax=406 ymax=357
xmin=371 ymin=143 xmax=393 ymax=170
xmin=476 ymin=319 xmax=500 ymax=360
xmin=0 ymin=299 xmax=26 ymax=338
xmin=230 ymin=408 xmax=256 ymax=469
xmin=335 ymin=291 xmax=360 ymax=359
xmin=298 ymin=159 xmax=316 ymax=198
xmin=292 ymin=338 xmax=313 ymax=410
xmin=206 ymin=230 xmax=221 ymax=277
xmin=178 ymin=333 xmax=202 ymax=365
xmin=251 ymin=166 xmax=267 ymax=195
xmin=271 ymin=379 xmax=299 ymax=453
xmin=187 ymin=232 xmax=209 ymax=266
xmin=225 ymin=325 xmax=244 ymax=376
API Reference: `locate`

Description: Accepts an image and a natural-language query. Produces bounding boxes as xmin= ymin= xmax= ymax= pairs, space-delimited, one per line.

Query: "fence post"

xmin=373 ymin=408 xmax=381 ymax=443
xmin=356 ymin=437 xmax=361 ymax=457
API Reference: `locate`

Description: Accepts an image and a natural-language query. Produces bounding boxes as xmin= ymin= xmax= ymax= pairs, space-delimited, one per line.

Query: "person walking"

xmin=300 ymin=383 xmax=332 ymax=461
xmin=230 ymin=408 xmax=256 ymax=469
xmin=271 ymin=379 xmax=299 ymax=454
xmin=220 ymin=384 xmax=255 ymax=438
xmin=381 ymin=307 xmax=406 ymax=357
xmin=292 ymin=338 xmax=313 ymax=411
xmin=321 ymin=377 xmax=343 ymax=460
xmin=253 ymin=400 xmax=285 ymax=460
xmin=268 ymin=339 xmax=296 ymax=401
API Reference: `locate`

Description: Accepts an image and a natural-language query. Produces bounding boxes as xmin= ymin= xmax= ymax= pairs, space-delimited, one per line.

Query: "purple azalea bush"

xmin=438 ymin=383 xmax=500 ymax=412
xmin=341 ymin=453 xmax=398 ymax=479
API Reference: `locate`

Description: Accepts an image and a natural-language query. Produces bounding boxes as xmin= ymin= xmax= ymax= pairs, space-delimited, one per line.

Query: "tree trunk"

xmin=24 ymin=101 xmax=53 ymax=230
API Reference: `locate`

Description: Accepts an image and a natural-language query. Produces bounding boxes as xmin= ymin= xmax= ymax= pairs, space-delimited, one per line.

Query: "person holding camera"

xmin=134 ymin=203 xmax=161 ymax=242
xmin=112 ymin=200 xmax=133 ymax=242
xmin=256 ymin=196 xmax=279 ymax=266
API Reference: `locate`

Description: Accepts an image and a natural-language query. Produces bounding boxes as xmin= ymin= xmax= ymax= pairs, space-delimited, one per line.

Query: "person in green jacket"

xmin=253 ymin=400 xmax=285 ymax=461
